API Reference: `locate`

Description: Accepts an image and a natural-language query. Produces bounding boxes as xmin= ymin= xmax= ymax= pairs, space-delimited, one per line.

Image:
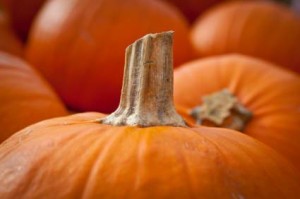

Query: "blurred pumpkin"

xmin=191 ymin=1 xmax=300 ymax=73
xmin=0 ymin=0 xmax=46 ymax=41
xmin=0 ymin=51 xmax=67 ymax=142
xmin=0 ymin=8 xmax=22 ymax=56
xmin=26 ymin=0 xmax=194 ymax=114
xmin=1 ymin=32 xmax=300 ymax=199
xmin=174 ymin=54 xmax=300 ymax=171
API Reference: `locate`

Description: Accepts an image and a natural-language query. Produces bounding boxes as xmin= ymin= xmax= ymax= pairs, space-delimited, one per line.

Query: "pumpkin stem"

xmin=190 ymin=89 xmax=252 ymax=131
xmin=100 ymin=31 xmax=186 ymax=127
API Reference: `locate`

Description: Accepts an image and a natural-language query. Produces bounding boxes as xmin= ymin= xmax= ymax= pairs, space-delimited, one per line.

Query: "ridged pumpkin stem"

xmin=100 ymin=31 xmax=186 ymax=127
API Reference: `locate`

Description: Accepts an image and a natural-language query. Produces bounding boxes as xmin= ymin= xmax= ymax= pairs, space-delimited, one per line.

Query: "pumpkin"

xmin=174 ymin=54 xmax=300 ymax=171
xmin=0 ymin=0 xmax=46 ymax=41
xmin=191 ymin=1 xmax=300 ymax=73
xmin=25 ymin=0 xmax=194 ymax=114
xmin=1 ymin=32 xmax=300 ymax=199
xmin=0 ymin=8 xmax=22 ymax=56
xmin=0 ymin=51 xmax=67 ymax=143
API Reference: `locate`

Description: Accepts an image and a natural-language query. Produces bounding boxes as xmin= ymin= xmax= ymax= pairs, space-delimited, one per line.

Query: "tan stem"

xmin=190 ymin=89 xmax=252 ymax=131
xmin=100 ymin=32 xmax=186 ymax=127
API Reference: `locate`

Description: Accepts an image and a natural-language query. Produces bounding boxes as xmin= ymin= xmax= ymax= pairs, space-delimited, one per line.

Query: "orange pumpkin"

xmin=0 ymin=51 xmax=67 ymax=142
xmin=2 ymin=114 xmax=300 ymax=198
xmin=26 ymin=0 xmax=194 ymax=113
xmin=1 ymin=32 xmax=300 ymax=199
xmin=174 ymin=54 xmax=300 ymax=171
xmin=0 ymin=9 xmax=22 ymax=56
xmin=0 ymin=0 xmax=46 ymax=41
xmin=191 ymin=1 xmax=300 ymax=73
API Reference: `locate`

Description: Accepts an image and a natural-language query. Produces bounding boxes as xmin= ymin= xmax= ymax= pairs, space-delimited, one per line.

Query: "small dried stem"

xmin=190 ymin=89 xmax=252 ymax=131
xmin=100 ymin=32 xmax=186 ymax=127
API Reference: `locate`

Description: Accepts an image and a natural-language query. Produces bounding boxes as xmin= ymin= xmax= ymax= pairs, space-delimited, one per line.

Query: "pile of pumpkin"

xmin=0 ymin=0 xmax=300 ymax=198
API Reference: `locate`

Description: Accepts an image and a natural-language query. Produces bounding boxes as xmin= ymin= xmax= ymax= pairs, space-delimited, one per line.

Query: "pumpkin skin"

xmin=174 ymin=54 xmax=300 ymax=171
xmin=25 ymin=0 xmax=194 ymax=113
xmin=0 ymin=0 xmax=46 ymax=42
xmin=0 ymin=112 xmax=300 ymax=198
xmin=0 ymin=52 xmax=67 ymax=142
xmin=0 ymin=10 xmax=22 ymax=56
xmin=191 ymin=1 xmax=300 ymax=73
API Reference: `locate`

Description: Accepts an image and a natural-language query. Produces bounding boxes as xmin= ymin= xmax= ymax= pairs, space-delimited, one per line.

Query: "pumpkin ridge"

xmin=0 ymin=127 xmax=81 ymax=197
xmin=81 ymin=126 xmax=128 ymax=198
xmin=211 ymin=129 xmax=294 ymax=196
xmin=172 ymin=128 xmax=197 ymax=198
xmin=42 ymin=125 xmax=113 ymax=198
xmin=198 ymin=128 xmax=285 ymax=196
xmin=132 ymin=127 xmax=149 ymax=192
xmin=193 ymin=127 xmax=235 ymax=194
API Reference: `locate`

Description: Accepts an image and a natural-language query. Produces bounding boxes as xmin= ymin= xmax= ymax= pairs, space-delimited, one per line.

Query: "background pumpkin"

xmin=191 ymin=1 xmax=300 ymax=73
xmin=174 ymin=54 xmax=300 ymax=171
xmin=0 ymin=8 xmax=22 ymax=56
xmin=0 ymin=0 xmax=47 ymax=42
xmin=1 ymin=32 xmax=300 ymax=199
xmin=26 ymin=0 xmax=194 ymax=114
xmin=0 ymin=51 xmax=67 ymax=143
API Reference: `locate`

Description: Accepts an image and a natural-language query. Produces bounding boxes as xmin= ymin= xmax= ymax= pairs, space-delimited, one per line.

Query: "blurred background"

xmin=0 ymin=0 xmax=299 ymax=43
